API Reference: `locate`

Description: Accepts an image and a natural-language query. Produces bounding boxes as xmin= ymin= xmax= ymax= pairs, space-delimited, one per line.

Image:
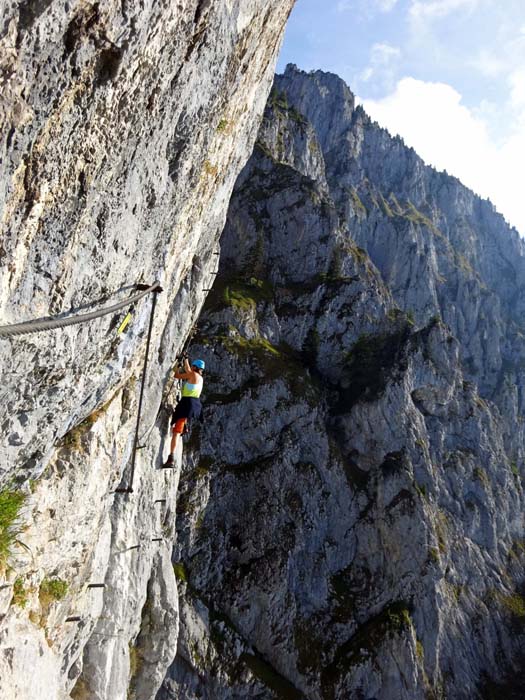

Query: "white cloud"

xmin=337 ymin=0 xmax=399 ymax=13
xmin=409 ymin=0 xmax=479 ymax=21
xmin=362 ymin=78 xmax=525 ymax=234
xmin=469 ymin=50 xmax=507 ymax=78
xmin=377 ymin=0 xmax=399 ymax=9
xmin=371 ymin=42 xmax=401 ymax=61
xmin=509 ymin=68 xmax=525 ymax=108
xmin=469 ymin=25 xmax=525 ymax=82
xmin=357 ymin=42 xmax=401 ymax=91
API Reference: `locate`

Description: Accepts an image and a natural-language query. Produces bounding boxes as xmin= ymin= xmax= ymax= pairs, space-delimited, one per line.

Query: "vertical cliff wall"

xmin=167 ymin=66 xmax=525 ymax=699
xmin=0 ymin=3 xmax=294 ymax=699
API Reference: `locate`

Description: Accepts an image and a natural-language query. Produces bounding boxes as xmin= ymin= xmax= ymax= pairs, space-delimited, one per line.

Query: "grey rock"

xmin=168 ymin=65 xmax=525 ymax=700
xmin=0 ymin=2 xmax=293 ymax=699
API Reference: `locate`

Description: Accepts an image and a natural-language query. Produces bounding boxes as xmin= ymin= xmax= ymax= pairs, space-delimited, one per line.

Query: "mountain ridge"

xmin=166 ymin=63 xmax=525 ymax=700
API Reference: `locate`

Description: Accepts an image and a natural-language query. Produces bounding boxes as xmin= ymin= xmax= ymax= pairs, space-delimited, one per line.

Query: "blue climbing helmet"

xmin=192 ymin=359 xmax=205 ymax=370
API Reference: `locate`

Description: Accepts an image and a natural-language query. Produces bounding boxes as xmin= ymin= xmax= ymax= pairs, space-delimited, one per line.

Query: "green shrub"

xmin=224 ymin=286 xmax=256 ymax=311
xmin=269 ymin=88 xmax=288 ymax=110
xmin=229 ymin=278 xmax=273 ymax=308
xmin=173 ymin=562 xmax=187 ymax=582
xmin=379 ymin=193 xmax=394 ymax=217
xmin=216 ymin=118 xmax=229 ymax=133
xmin=39 ymin=577 xmax=68 ymax=603
xmin=388 ymin=192 xmax=403 ymax=214
xmin=387 ymin=308 xmax=405 ymax=322
xmin=428 ymin=547 xmax=440 ymax=563
xmin=350 ymin=188 xmax=367 ymax=216
xmin=474 ymin=467 xmax=489 ymax=488
xmin=498 ymin=593 xmax=525 ymax=617
xmin=415 ymin=482 xmax=427 ymax=498
xmin=129 ymin=644 xmax=140 ymax=675
xmin=403 ymin=201 xmax=434 ymax=228
xmin=452 ymin=584 xmax=463 ymax=602
xmin=128 ymin=642 xmax=144 ymax=696
xmin=12 ymin=577 xmax=29 ymax=608
xmin=0 ymin=488 xmax=26 ymax=571
xmin=350 ymin=246 xmax=369 ymax=265
xmin=204 ymin=276 xmax=274 ymax=314
xmin=225 ymin=335 xmax=280 ymax=358
xmin=190 ymin=640 xmax=206 ymax=670
xmin=195 ymin=512 xmax=205 ymax=531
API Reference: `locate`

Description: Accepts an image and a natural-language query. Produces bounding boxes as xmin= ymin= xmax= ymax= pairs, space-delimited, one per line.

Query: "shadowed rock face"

xmin=166 ymin=66 xmax=525 ymax=700
xmin=0 ymin=3 xmax=293 ymax=699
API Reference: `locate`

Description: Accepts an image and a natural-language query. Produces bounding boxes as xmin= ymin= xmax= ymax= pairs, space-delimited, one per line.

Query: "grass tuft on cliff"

xmin=498 ymin=592 xmax=525 ymax=618
xmin=204 ymin=275 xmax=274 ymax=314
xmin=173 ymin=562 xmax=188 ymax=582
xmin=0 ymin=488 xmax=27 ymax=571
xmin=128 ymin=642 xmax=145 ymax=698
xmin=39 ymin=577 xmax=68 ymax=603
xmin=12 ymin=577 xmax=29 ymax=608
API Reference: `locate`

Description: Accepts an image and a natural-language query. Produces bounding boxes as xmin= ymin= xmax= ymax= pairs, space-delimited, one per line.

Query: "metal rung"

xmin=114 ymin=487 xmax=133 ymax=494
xmin=152 ymin=538 xmax=163 ymax=542
xmin=87 ymin=584 xmax=105 ymax=589
xmin=154 ymin=499 xmax=166 ymax=504
xmin=66 ymin=616 xmax=81 ymax=623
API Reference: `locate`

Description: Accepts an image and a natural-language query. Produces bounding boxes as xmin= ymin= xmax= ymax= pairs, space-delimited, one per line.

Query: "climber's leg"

xmin=162 ymin=419 xmax=187 ymax=467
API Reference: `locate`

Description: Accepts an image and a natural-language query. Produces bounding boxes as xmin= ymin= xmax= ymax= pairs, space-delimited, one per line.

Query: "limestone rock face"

xmin=165 ymin=66 xmax=525 ymax=699
xmin=0 ymin=3 xmax=293 ymax=699
xmin=277 ymin=67 xmax=525 ymax=419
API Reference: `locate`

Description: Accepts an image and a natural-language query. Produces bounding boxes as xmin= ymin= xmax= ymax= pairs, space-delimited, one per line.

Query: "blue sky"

xmin=277 ymin=0 xmax=525 ymax=234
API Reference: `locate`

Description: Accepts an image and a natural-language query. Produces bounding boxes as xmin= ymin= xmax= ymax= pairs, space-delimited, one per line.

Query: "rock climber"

xmin=162 ymin=356 xmax=205 ymax=467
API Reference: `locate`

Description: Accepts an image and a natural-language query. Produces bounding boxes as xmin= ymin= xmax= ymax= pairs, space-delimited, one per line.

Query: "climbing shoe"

xmin=162 ymin=454 xmax=174 ymax=468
